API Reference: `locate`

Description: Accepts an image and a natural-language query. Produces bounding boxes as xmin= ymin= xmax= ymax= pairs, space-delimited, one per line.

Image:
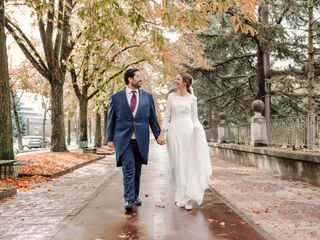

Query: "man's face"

xmin=129 ymin=71 xmax=143 ymax=89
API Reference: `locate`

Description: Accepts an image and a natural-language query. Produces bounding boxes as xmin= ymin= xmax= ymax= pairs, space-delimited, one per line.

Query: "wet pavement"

xmin=211 ymin=155 xmax=320 ymax=240
xmin=53 ymin=142 xmax=266 ymax=240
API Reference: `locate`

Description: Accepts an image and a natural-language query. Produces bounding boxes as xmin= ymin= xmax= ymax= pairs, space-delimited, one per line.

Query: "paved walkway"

xmin=211 ymin=154 xmax=320 ymax=240
xmin=52 ymin=142 xmax=266 ymax=240
xmin=4 ymin=141 xmax=314 ymax=239
xmin=0 ymin=156 xmax=116 ymax=239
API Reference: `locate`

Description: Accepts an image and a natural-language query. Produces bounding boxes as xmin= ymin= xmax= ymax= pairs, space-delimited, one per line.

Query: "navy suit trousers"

xmin=120 ymin=140 xmax=142 ymax=203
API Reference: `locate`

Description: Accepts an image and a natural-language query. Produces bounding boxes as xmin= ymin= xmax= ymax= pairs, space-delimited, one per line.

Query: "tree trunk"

xmin=79 ymin=98 xmax=88 ymax=142
xmin=95 ymin=111 xmax=102 ymax=148
xmin=88 ymin=118 xmax=92 ymax=144
xmin=256 ymin=45 xmax=266 ymax=103
xmin=67 ymin=119 xmax=71 ymax=145
xmin=103 ymin=107 xmax=108 ymax=145
xmin=50 ymin=82 xmax=67 ymax=151
xmin=261 ymin=1 xmax=270 ymax=120
xmin=256 ymin=5 xmax=267 ymax=108
xmin=307 ymin=0 xmax=315 ymax=116
xmin=0 ymin=1 xmax=14 ymax=160
xmin=75 ymin=114 xmax=79 ymax=144
xmin=307 ymin=0 xmax=315 ymax=149
xmin=11 ymin=92 xmax=23 ymax=151
xmin=26 ymin=118 xmax=30 ymax=135
xmin=42 ymin=113 xmax=46 ymax=148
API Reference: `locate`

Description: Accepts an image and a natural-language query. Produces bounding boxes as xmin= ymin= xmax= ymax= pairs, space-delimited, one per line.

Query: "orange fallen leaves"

xmin=16 ymin=151 xmax=99 ymax=175
xmin=0 ymin=151 xmax=102 ymax=192
xmin=0 ymin=176 xmax=49 ymax=192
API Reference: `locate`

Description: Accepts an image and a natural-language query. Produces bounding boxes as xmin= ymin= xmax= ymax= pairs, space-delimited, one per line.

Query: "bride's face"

xmin=175 ymin=74 xmax=186 ymax=90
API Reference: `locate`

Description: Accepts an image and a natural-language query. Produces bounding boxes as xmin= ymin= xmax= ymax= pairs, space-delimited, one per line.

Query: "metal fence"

xmin=228 ymin=123 xmax=251 ymax=145
xmin=205 ymin=114 xmax=320 ymax=149
xmin=205 ymin=127 xmax=218 ymax=142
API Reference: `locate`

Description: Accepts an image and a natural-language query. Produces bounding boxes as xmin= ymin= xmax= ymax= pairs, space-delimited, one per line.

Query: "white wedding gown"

xmin=162 ymin=93 xmax=212 ymax=205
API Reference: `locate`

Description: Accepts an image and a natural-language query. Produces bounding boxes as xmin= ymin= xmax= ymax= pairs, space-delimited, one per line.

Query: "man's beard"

xmin=132 ymin=81 xmax=142 ymax=89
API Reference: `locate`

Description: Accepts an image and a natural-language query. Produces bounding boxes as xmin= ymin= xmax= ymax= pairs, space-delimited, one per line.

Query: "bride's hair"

xmin=179 ymin=72 xmax=193 ymax=94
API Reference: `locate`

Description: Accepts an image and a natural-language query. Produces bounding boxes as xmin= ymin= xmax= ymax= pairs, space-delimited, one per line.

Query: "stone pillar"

xmin=250 ymin=100 xmax=268 ymax=147
xmin=218 ymin=112 xmax=229 ymax=143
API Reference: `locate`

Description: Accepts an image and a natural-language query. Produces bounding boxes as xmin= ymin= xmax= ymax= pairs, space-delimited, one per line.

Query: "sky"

xmin=7 ymin=7 xmax=35 ymax=68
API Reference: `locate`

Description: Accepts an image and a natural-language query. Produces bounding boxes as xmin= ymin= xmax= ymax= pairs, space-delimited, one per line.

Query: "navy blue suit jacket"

xmin=106 ymin=89 xmax=161 ymax=167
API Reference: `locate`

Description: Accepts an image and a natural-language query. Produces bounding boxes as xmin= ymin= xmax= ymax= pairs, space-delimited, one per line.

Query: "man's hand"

xmin=107 ymin=141 xmax=115 ymax=149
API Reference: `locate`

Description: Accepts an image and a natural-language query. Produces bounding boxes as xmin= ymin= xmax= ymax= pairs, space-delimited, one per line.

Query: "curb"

xmin=209 ymin=186 xmax=276 ymax=240
xmin=18 ymin=156 xmax=106 ymax=178
xmin=0 ymin=187 xmax=17 ymax=200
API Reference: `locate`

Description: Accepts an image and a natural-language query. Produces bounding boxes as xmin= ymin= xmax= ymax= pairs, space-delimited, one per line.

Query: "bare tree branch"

xmin=5 ymin=20 xmax=50 ymax=80
xmin=70 ymin=58 xmax=82 ymax=99
xmin=54 ymin=0 xmax=64 ymax=62
xmin=88 ymin=59 xmax=145 ymax=100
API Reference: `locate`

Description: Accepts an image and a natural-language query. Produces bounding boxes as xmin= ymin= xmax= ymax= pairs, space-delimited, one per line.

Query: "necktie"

xmin=130 ymin=91 xmax=137 ymax=113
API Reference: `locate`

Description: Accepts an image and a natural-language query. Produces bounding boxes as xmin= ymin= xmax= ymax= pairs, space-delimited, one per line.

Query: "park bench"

xmin=79 ymin=141 xmax=97 ymax=154
xmin=0 ymin=148 xmax=20 ymax=179
xmin=83 ymin=147 xmax=97 ymax=154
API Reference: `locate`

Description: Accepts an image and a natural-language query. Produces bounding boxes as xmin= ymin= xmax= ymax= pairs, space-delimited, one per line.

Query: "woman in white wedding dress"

xmin=158 ymin=73 xmax=212 ymax=210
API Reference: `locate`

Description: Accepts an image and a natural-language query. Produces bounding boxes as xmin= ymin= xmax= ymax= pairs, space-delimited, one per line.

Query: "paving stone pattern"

xmin=211 ymin=155 xmax=320 ymax=240
xmin=0 ymin=157 xmax=117 ymax=240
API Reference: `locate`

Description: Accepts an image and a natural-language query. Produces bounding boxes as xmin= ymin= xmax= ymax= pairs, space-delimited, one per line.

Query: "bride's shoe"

xmin=184 ymin=200 xmax=193 ymax=210
xmin=175 ymin=202 xmax=185 ymax=208
xmin=184 ymin=204 xmax=192 ymax=210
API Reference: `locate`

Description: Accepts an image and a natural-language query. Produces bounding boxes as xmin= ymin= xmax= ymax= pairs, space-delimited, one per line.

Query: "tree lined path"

xmin=1 ymin=142 xmax=319 ymax=239
xmin=0 ymin=142 xmax=268 ymax=240
xmin=1 ymin=1 xmax=319 ymax=239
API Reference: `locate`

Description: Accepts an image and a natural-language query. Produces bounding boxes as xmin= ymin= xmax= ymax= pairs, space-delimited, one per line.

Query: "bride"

xmin=158 ymin=72 xmax=212 ymax=210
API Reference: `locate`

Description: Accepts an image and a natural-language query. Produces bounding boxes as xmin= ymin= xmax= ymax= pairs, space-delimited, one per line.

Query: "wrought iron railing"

xmin=205 ymin=114 xmax=320 ymax=149
xmin=228 ymin=124 xmax=251 ymax=145
xmin=205 ymin=127 xmax=218 ymax=142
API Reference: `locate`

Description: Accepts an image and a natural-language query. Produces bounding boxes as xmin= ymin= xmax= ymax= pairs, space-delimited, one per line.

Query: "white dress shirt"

xmin=125 ymin=87 xmax=139 ymax=139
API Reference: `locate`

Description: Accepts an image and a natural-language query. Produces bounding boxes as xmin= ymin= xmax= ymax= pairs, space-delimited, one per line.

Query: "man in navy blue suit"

xmin=106 ymin=68 xmax=164 ymax=213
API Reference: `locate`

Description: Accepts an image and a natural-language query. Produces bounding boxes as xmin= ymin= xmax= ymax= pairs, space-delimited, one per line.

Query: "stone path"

xmin=2 ymin=141 xmax=318 ymax=240
xmin=211 ymin=154 xmax=320 ymax=240
xmin=0 ymin=156 xmax=116 ymax=240
xmin=52 ymin=142 xmax=267 ymax=240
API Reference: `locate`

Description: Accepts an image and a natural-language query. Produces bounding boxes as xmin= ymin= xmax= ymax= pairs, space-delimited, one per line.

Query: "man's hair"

xmin=124 ymin=68 xmax=140 ymax=85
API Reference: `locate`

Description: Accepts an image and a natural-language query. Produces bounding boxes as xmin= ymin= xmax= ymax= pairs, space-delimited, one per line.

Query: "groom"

xmin=106 ymin=68 xmax=163 ymax=213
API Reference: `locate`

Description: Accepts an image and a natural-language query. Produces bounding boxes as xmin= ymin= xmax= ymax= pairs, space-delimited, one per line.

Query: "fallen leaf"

xmin=155 ymin=204 xmax=165 ymax=208
xmin=117 ymin=233 xmax=128 ymax=238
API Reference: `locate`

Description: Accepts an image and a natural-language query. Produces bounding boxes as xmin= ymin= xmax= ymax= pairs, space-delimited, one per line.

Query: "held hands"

xmin=157 ymin=132 xmax=166 ymax=145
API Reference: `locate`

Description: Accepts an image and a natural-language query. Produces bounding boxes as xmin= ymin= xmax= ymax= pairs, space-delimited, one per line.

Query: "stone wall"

xmin=210 ymin=143 xmax=320 ymax=186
